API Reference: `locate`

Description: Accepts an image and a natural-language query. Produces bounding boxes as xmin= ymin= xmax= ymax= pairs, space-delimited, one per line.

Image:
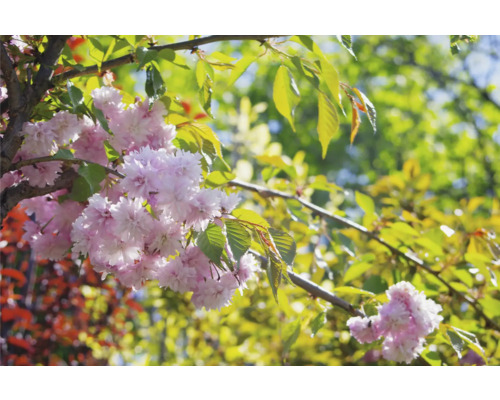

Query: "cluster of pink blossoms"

xmin=347 ymin=281 xmax=443 ymax=364
xmin=13 ymin=86 xmax=258 ymax=311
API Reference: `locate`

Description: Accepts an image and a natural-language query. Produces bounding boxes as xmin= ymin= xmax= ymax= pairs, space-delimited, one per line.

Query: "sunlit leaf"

xmin=317 ymin=92 xmax=339 ymax=158
xmin=273 ymin=65 xmax=300 ymax=131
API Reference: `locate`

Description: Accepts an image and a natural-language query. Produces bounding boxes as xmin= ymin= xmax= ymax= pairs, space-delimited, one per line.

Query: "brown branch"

xmin=249 ymin=250 xmax=365 ymax=317
xmin=11 ymin=156 xmax=125 ymax=179
xmin=0 ymin=40 xmax=23 ymax=112
xmin=229 ymin=179 xmax=500 ymax=331
xmin=1 ymin=168 xmax=79 ymax=224
xmin=1 ymin=36 xmax=70 ymax=177
xmin=55 ymin=35 xmax=286 ymax=82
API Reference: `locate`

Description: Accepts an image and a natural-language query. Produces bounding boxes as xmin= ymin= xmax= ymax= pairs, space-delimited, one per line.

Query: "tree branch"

xmin=11 ymin=156 xmax=125 ymax=179
xmin=1 ymin=35 xmax=70 ymax=177
xmin=0 ymin=40 xmax=23 ymax=113
xmin=249 ymin=250 xmax=365 ymax=317
xmin=229 ymin=179 xmax=500 ymax=331
xmin=55 ymin=35 xmax=286 ymax=82
xmin=1 ymin=168 xmax=78 ymax=224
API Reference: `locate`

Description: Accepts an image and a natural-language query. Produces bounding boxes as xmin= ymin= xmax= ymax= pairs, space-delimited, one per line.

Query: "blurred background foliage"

xmin=1 ymin=35 xmax=499 ymax=365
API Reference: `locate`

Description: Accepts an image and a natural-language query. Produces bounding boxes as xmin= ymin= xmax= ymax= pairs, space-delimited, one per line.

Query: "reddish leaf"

xmin=67 ymin=37 xmax=86 ymax=50
xmin=181 ymin=101 xmax=191 ymax=114
xmin=1 ymin=306 xmax=32 ymax=322
xmin=1 ymin=268 xmax=27 ymax=287
xmin=126 ymin=299 xmax=144 ymax=313
xmin=7 ymin=336 xmax=34 ymax=352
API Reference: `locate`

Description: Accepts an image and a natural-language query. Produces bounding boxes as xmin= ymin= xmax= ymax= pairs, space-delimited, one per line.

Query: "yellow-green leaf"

xmin=273 ymin=65 xmax=300 ymax=132
xmin=317 ymin=92 xmax=339 ymax=158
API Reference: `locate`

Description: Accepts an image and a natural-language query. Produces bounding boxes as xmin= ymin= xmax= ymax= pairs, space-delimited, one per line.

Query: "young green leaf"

xmin=233 ymin=208 xmax=270 ymax=228
xmin=145 ymin=65 xmax=165 ymax=100
xmin=136 ymin=46 xmax=158 ymax=69
xmin=267 ymin=254 xmax=284 ymax=302
xmin=282 ymin=319 xmax=301 ymax=353
xmin=224 ymin=220 xmax=251 ymax=261
xmin=273 ymin=65 xmax=300 ymax=131
xmin=355 ymin=191 xmax=375 ymax=215
xmin=77 ymin=163 xmax=106 ymax=194
xmin=310 ymin=311 xmax=327 ymax=337
xmin=205 ymin=171 xmax=236 ymax=188
xmin=198 ymin=75 xmax=214 ymax=118
xmin=317 ymin=92 xmax=339 ymax=159
xmin=197 ymin=223 xmax=226 ymax=266
xmin=318 ymin=58 xmax=341 ymax=106
xmin=103 ymin=140 xmax=120 ymax=162
xmin=66 ymin=81 xmax=84 ymax=113
xmin=228 ymin=56 xmax=255 ymax=86
xmin=336 ymin=35 xmax=357 ymax=60
xmin=268 ymin=228 xmax=296 ymax=267
xmin=53 ymin=149 xmax=74 ymax=160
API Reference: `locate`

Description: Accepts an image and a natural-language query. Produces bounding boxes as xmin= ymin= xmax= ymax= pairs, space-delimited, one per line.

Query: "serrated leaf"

xmin=66 ymin=81 xmax=84 ymax=113
xmin=268 ymin=228 xmax=296 ymax=267
xmin=197 ymin=223 xmax=226 ymax=266
xmin=332 ymin=286 xmax=375 ymax=296
xmin=145 ymin=65 xmax=165 ymax=100
xmin=103 ymin=140 xmax=120 ymax=162
xmin=225 ymin=220 xmax=251 ymax=261
xmin=285 ymin=199 xmax=309 ymax=224
xmin=355 ymin=191 xmax=375 ymax=215
xmin=195 ymin=60 xmax=215 ymax=88
xmin=336 ymin=35 xmax=357 ymax=59
xmin=318 ymin=58 xmax=340 ymax=106
xmin=282 ymin=319 xmax=301 ymax=353
xmin=198 ymin=75 xmax=214 ymax=118
xmin=69 ymin=176 xmax=92 ymax=202
xmin=92 ymin=104 xmax=111 ymax=134
xmin=78 ymin=163 xmax=106 ymax=194
xmin=53 ymin=149 xmax=74 ymax=160
xmin=228 ymin=56 xmax=255 ymax=86
xmin=189 ymin=123 xmax=222 ymax=158
xmin=233 ymin=208 xmax=270 ymax=228
xmin=344 ymin=260 xmax=373 ymax=283
xmin=136 ymin=46 xmax=158 ymax=69
xmin=205 ymin=171 xmax=235 ymax=188
xmin=317 ymin=92 xmax=339 ymax=159
xmin=352 ymin=88 xmax=376 ymax=134
xmin=273 ymin=65 xmax=300 ymax=132
xmin=447 ymin=329 xmax=465 ymax=357
xmin=158 ymin=49 xmax=189 ymax=69
xmin=310 ymin=311 xmax=326 ymax=337
xmin=267 ymin=254 xmax=284 ymax=302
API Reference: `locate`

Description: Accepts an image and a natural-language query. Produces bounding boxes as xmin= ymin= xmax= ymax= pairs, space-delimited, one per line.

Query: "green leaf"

xmin=267 ymin=254 xmax=284 ymax=302
xmin=145 ymin=65 xmax=165 ymax=100
xmin=189 ymin=123 xmax=222 ymax=158
xmin=78 ymin=163 xmax=106 ymax=194
xmin=355 ymin=191 xmax=375 ymax=215
xmin=197 ymin=223 xmax=226 ymax=266
xmin=344 ymin=260 xmax=373 ymax=283
xmin=195 ymin=60 xmax=215 ymax=88
xmin=336 ymin=35 xmax=357 ymax=59
xmin=158 ymin=49 xmax=189 ymax=69
xmin=317 ymin=92 xmax=339 ymax=159
xmin=228 ymin=56 xmax=255 ymax=86
xmin=255 ymin=155 xmax=296 ymax=179
xmin=268 ymin=228 xmax=296 ymax=267
xmin=103 ymin=140 xmax=120 ymax=162
xmin=446 ymin=329 xmax=465 ymax=357
xmin=390 ymin=222 xmax=420 ymax=237
xmin=233 ymin=208 xmax=270 ymax=228
xmin=92 ymin=104 xmax=111 ymax=134
xmin=420 ymin=349 xmax=442 ymax=366
xmin=318 ymin=58 xmax=340 ymax=106
xmin=352 ymin=88 xmax=377 ymax=134
xmin=198 ymin=75 xmax=214 ymax=118
xmin=310 ymin=311 xmax=326 ymax=337
xmin=285 ymin=199 xmax=309 ymax=225
xmin=204 ymin=171 xmax=235 ymax=188
xmin=282 ymin=319 xmax=301 ymax=353
xmin=273 ymin=65 xmax=300 ymax=132
xmin=224 ymin=220 xmax=251 ymax=261
xmin=136 ymin=46 xmax=158 ymax=69
xmin=332 ymin=286 xmax=375 ymax=296
xmin=69 ymin=177 xmax=92 ymax=202
xmin=66 ymin=81 xmax=84 ymax=113
xmin=53 ymin=149 xmax=74 ymax=160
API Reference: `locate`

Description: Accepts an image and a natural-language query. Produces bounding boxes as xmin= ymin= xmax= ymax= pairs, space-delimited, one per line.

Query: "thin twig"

xmin=56 ymin=35 xmax=287 ymax=82
xmin=229 ymin=179 xmax=499 ymax=331
xmin=11 ymin=156 xmax=125 ymax=179
xmin=249 ymin=250 xmax=365 ymax=317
